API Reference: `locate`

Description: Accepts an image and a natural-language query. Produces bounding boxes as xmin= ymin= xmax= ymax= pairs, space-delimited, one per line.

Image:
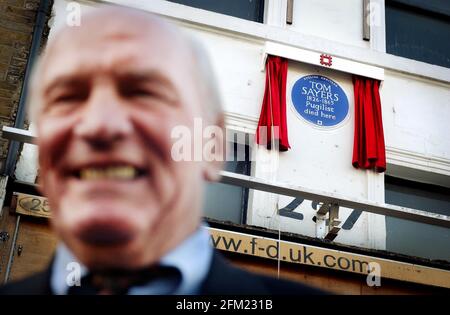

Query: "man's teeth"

xmin=79 ymin=166 xmax=138 ymax=180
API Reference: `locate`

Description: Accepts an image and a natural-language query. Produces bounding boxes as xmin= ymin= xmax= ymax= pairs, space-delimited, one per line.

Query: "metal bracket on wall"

xmin=314 ymin=203 xmax=342 ymax=241
xmin=286 ymin=0 xmax=293 ymax=25
xmin=0 ymin=232 xmax=9 ymax=243
xmin=363 ymin=0 xmax=371 ymax=41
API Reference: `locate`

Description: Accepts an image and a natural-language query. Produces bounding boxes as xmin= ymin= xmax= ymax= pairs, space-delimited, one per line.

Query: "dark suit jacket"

xmin=0 ymin=251 xmax=326 ymax=295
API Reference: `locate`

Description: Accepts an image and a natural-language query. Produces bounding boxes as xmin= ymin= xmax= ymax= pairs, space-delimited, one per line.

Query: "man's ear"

xmin=35 ymin=158 xmax=47 ymax=197
xmin=203 ymin=114 xmax=225 ymax=182
xmin=35 ymin=139 xmax=45 ymax=195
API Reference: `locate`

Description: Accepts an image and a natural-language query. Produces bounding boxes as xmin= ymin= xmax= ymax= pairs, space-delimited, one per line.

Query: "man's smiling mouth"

xmin=69 ymin=164 xmax=149 ymax=181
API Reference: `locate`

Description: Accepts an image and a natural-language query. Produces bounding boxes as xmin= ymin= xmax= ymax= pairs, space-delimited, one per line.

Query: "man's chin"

xmin=78 ymin=226 xmax=133 ymax=247
xmin=70 ymin=236 xmax=155 ymax=270
xmin=74 ymin=220 xmax=136 ymax=247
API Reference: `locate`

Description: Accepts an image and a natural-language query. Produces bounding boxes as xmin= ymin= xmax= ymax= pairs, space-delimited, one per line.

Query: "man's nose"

xmin=73 ymin=88 xmax=133 ymax=148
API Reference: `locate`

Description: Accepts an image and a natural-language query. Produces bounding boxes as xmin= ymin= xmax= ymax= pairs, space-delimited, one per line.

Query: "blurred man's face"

xmin=36 ymin=15 xmax=210 ymax=269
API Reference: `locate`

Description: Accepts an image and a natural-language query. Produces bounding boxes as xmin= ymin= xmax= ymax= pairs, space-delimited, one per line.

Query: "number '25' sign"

xmin=14 ymin=193 xmax=51 ymax=219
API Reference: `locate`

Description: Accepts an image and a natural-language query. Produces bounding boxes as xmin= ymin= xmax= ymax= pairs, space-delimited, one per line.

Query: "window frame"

xmin=385 ymin=0 xmax=450 ymax=68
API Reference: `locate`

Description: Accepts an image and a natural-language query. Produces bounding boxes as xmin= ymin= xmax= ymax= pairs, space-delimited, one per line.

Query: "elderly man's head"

xmin=30 ymin=7 xmax=223 ymax=269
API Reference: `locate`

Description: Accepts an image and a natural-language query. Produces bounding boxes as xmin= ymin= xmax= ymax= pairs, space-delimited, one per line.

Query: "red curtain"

xmin=256 ymin=56 xmax=290 ymax=151
xmin=352 ymin=76 xmax=386 ymax=172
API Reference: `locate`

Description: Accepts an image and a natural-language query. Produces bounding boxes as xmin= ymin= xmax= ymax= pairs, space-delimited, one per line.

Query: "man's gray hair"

xmin=187 ymin=36 xmax=224 ymax=123
xmin=27 ymin=10 xmax=223 ymax=125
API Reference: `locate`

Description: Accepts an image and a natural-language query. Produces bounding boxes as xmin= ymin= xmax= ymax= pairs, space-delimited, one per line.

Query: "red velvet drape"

xmin=256 ymin=56 xmax=290 ymax=151
xmin=352 ymin=76 xmax=386 ymax=172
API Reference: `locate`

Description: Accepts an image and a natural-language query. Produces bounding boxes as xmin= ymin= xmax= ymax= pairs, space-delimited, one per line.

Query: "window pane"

xmin=203 ymin=182 xmax=245 ymax=224
xmin=167 ymin=0 xmax=265 ymax=23
xmin=203 ymin=142 xmax=251 ymax=224
xmin=386 ymin=1 xmax=450 ymax=68
xmin=385 ymin=176 xmax=450 ymax=261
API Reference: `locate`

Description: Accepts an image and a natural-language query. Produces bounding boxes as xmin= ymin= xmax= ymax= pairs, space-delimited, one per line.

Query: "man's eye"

xmin=53 ymin=93 xmax=86 ymax=104
xmin=124 ymin=88 xmax=155 ymax=98
xmin=133 ymin=90 xmax=151 ymax=97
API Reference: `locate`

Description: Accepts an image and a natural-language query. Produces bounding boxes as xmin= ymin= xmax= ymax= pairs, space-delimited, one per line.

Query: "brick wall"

xmin=0 ymin=0 xmax=52 ymax=172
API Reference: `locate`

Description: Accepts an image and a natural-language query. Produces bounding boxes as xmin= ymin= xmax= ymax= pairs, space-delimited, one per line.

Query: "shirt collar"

xmin=50 ymin=225 xmax=213 ymax=295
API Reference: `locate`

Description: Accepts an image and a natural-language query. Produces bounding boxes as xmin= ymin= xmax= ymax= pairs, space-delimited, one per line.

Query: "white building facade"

xmin=11 ymin=0 xmax=450 ymax=273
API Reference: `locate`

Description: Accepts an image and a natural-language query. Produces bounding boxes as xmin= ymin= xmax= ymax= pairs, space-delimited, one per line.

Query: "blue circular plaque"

xmin=291 ymin=75 xmax=349 ymax=127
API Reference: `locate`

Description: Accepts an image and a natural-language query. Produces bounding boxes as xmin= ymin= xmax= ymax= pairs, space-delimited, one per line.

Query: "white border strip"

xmin=263 ymin=41 xmax=385 ymax=81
